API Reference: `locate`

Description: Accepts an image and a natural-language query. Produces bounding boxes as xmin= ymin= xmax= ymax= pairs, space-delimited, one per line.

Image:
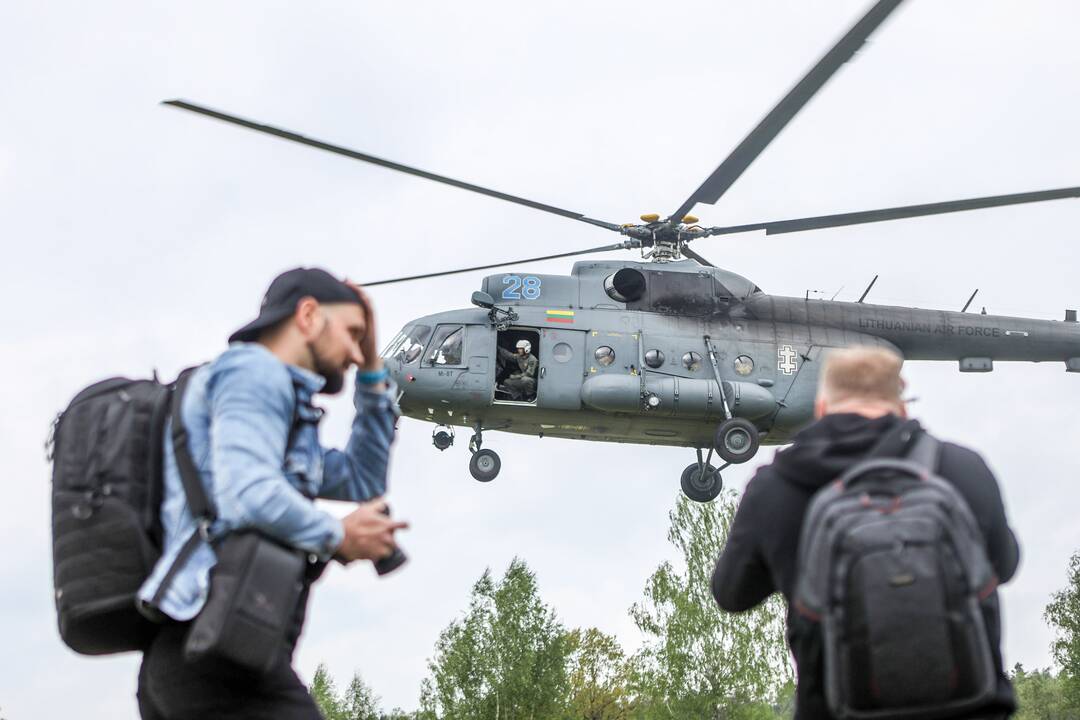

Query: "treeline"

xmin=1010 ymin=550 xmax=1080 ymax=719
xmin=310 ymin=496 xmax=1080 ymax=720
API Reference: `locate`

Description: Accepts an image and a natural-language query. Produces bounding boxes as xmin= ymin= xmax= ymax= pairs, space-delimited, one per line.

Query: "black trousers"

xmin=137 ymin=622 xmax=321 ymax=720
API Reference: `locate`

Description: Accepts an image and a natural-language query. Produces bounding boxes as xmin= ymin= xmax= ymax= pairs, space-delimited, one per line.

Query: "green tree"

xmin=1047 ymin=550 xmax=1080 ymax=708
xmin=630 ymin=491 xmax=792 ymax=719
xmin=311 ymin=665 xmax=388 ymax=720
xmin=420 ymin=557 xmax=573 ymax=720
xmin=565 ymin=627 xmax=637 ymax=719
xmin=311 ymin=663 xmax=347 ymax=720
xmin=1011 ymin=664 xmax=1072 ymax=720
xmin=381 ymin=710 xmax=419 ymax=720
xmin=342 ymin=672 xmax=382 ymax=720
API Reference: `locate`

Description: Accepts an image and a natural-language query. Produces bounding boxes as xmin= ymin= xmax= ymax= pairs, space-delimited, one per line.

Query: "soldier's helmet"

xmin=516 ymin=339 xmax=532 ymax=354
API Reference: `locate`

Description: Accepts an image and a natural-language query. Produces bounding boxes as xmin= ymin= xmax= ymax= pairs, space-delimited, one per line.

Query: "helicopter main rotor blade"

xmin=680 ymin=245 xmax=716 ymax=268
xmin=162 ymin=100 xmax=623 ymax=232
xmin=667 ymin=0 xmax=904 ymax=223
xmin=703 ymin=185 xmax=1080 ymax=237
xmin=361 ymin=242 xmax=632 ymax=287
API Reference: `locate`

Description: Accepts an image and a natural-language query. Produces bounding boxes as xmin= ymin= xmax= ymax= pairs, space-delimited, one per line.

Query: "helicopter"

xmin=163 ymin=0 xmax=1080 ymax=501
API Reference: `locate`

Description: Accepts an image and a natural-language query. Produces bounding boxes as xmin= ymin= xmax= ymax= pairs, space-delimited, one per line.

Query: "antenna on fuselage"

xmin=961 ymin=289 xmax=979 ymax=313
xmin=857 ymin=275 xmax=879 ymax=304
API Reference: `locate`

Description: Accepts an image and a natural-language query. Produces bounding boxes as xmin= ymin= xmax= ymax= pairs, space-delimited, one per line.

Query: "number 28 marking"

xmin=502 ymin=275 xmax=542 ymax=300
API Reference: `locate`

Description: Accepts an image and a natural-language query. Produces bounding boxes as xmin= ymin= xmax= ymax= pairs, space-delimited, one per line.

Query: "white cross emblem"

xmin=778 ymin=345 xmax=798 ymax=375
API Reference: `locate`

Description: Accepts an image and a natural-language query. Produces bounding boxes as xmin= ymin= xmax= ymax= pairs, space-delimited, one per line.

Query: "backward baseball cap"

xmin=228 ymin=267 xmax=362 ymax=343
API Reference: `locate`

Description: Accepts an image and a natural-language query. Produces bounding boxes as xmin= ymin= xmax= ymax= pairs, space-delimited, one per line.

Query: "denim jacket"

xmin=137 ymin=343 xmax=398 ymax=621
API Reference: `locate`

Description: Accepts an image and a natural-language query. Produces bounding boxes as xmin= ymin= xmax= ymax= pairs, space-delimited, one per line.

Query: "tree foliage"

xmin=629 ymin=491 xmax=792 ymax=719
xmin=420 ymin=557 xmax=573 ymax=720
xmin=310 ymin=664 xmax=392 ymax=720
xmin=565 ymin=627 xmax=637 ymax=719
xmin=343 ymin=673 xmax=382 ymax=720
xmin=1010 ymin=664 xmax=1075 ymax=720
xmin=312 ymin=663 xmax=346 ymax=720
xmin=1047 ymin=550 xmax=1080 ymax=708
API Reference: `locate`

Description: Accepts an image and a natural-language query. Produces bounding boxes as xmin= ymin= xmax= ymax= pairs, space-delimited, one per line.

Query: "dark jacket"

xmin=711 ymin=413 xmax=1020 ymax=720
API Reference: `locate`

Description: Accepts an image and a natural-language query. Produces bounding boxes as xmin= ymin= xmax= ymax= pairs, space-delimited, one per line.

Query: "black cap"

xmin=229 ymin=267 xmax=361 ymax=343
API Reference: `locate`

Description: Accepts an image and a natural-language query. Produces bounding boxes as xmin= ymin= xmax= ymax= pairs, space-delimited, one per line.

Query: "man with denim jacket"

xmin=136 ymin=267 xmax=406 ymax=719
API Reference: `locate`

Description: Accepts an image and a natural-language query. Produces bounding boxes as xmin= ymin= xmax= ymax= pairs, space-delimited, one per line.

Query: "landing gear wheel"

xmin=714 ymin=417 xmax=760 ymax=465
xmin=469 ymin=449 xmax=501 ymax=482
xmin=681 ymin=463 xmax=723 ymax=503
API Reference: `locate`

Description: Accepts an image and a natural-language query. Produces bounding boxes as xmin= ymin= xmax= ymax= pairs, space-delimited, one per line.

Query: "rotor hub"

xmin=619 ymin=216 xmax=711 ymax=263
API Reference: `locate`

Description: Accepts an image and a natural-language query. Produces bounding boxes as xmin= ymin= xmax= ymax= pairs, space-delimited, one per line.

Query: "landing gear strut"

xmin=680 ymin=447 xmax=727 ymax=502
xmin=468 ymin=424 xmax=501 ymax=482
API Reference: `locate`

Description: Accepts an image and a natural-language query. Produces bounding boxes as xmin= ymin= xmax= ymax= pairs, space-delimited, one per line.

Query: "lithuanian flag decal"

xmin=545 ymin=309 xmax=575 ymax=324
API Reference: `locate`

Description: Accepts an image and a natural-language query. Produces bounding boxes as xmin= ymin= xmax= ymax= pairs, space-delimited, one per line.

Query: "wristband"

xmin=357 ymin=367 xmax=390 ymax=385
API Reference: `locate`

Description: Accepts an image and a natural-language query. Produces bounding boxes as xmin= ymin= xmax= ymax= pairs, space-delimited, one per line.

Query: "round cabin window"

xmin=682 ymin=351 xmax=702 ymax=372
xmin=733 ymin=355 xmax=754 ymax=376
xmin=644 ymin=349 xmax=665 ymax=369
xmin=552 ymin=342 xmax=573 ymax=363
xmin=594 ymin=346 xmax=616 ymax=367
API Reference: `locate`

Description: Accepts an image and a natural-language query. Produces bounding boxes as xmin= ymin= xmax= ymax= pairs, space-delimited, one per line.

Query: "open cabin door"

xmin=537 ymin=326 xmax=586 ymax=410
xmin=460 ymin=324 xmax=496 ymax=402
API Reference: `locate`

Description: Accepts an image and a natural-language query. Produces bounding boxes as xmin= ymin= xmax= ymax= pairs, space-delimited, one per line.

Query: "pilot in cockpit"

xmin=497 ymin=339 xmax=538 ymax=402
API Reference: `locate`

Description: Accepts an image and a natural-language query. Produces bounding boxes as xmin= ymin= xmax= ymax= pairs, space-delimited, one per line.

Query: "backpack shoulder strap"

xmin=905 ymin=431 xmax=940 ymax=473
xmin=171 ymin=367 xmax=216 ymax=524
xmin=145 ymin=367 xmax=212 ymax=613
xmin=145 ymin=367 xmax=217 ymax=614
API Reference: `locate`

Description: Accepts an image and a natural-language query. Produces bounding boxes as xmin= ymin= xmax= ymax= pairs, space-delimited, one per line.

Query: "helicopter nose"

xmin=388 ymin=362 xmax=414 ymax=396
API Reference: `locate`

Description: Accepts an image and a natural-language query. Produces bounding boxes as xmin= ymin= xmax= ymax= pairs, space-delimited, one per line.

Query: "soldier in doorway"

xmin=497 ymin=339 xmax=538 ymax=401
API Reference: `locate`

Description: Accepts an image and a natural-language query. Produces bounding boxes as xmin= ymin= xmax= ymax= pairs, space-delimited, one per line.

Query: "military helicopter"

xmin=164 ymin=0 xmax=1080 ymax=501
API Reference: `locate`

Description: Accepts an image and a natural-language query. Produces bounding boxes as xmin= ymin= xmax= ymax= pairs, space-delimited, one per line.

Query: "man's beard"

xmin=314 ymin=356 xmax=346 ymax=394
xmin=308 ymin=327 xmax=346 ymax=395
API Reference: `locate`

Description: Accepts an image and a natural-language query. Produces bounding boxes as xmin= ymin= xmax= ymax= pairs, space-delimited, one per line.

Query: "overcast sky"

xmin=3 ymin=1 xmax=1080 ymax=717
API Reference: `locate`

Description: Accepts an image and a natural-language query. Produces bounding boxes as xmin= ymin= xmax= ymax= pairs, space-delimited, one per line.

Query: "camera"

xmin=374 ymin=505 xmax=407 ymax=576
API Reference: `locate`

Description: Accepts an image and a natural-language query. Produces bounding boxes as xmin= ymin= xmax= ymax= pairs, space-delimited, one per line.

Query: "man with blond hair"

xmin=711 ymin=346 xmax=1019 ymax=719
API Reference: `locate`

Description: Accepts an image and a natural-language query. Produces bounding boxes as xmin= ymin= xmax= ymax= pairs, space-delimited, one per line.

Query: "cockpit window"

xmin=383 ymin=324 xmax=433 ymax=364
xmin=425 ymin=325 xmax=464 ymax=366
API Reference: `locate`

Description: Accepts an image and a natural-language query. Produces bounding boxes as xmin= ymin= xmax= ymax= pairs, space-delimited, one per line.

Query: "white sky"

xmin=3 ymin=1 xmax=1079 ymax=717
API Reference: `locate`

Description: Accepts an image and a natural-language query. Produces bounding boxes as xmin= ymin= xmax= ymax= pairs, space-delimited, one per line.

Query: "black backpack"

xmin=49 ymin=376 xmax=174 ymax=654
xmin=793 ymin=432 xmax=999 ymax=719
xmin=49 ymin=368 xmax=221 ymax=655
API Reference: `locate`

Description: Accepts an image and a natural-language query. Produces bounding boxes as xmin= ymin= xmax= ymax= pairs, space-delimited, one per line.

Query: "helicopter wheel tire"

xmin=714 ymin=417 xmax=760 ymax=465
xmin=680 ymin=463 xmax=723 ymax=503
xmin=469 ymin=449 xmax=501 ymax=483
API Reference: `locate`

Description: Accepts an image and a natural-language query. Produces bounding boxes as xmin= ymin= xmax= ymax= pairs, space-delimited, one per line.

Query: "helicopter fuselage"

xmin=385 ymin=259 xmax=1080 ymax=449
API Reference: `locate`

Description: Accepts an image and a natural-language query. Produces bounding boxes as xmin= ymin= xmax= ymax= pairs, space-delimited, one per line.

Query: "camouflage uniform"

xmin=497 ymin=347 xmax=538 ymax=401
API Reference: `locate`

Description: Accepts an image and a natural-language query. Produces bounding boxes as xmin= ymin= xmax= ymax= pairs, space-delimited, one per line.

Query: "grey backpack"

xmin=794 ymin=433 xmax=999 ymax=719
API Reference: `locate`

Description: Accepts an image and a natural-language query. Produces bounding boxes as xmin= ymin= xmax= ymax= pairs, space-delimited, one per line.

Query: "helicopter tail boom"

xmin=752 ymin=295 xmax=1080 ymax=370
